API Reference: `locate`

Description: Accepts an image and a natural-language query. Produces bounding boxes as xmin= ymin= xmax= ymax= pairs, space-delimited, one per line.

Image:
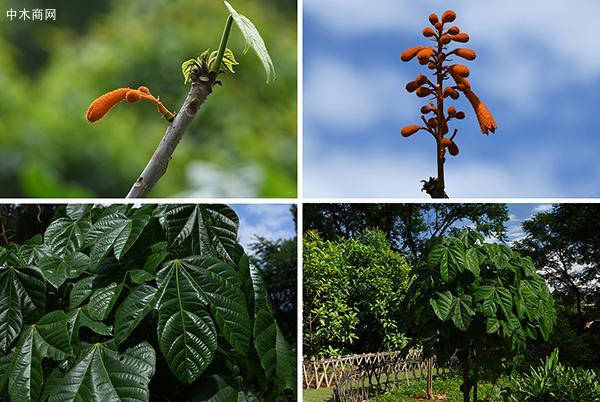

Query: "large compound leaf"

xmin=44 ymin=217 xmax=91 ymax=256
xmin=114 ymin=284 xmax=159 ymax=345
xmin=38 ymin=251 xmax=89 ymax=288
xmin=69 ymin=276 xmax=93 ymax=309
xmin=156 ymin=261 xmax=217 ymax=384
xmin=0 ymin=260 xmax=46 ymax=351
xmin=87 ymin=212 xmax=150 ymax=267
xmin=181 ymin=257 xmax=251 ymax=356
xmin=67 ymin=308 xmax=112 ymax=351
xmin=48 ymin=342 xmax=155 ymax=402
xmin=158 ymin=205 xmax=239 ymax=264
xmin=253 ymin=308 xmax=296 ymax=396
xmin=223 ymin=1 xmax=276 ymax=83
xmin=451 ymin=294 xmax=474 ymax=331
xmin=5 ymin=311 xmax=72 ymax=402
xmin=84 ymin=282 xmax=123 ymax=321
xmin=430 ymin=291 xmax=454 ymax=321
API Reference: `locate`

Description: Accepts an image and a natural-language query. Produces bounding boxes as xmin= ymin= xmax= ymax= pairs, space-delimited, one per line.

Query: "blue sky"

xmin=232 ymin=204 xmax=296 ymax=252
xmin=303 ymin=0 xmax=600 ymax=198
xmin=497 ymin=203 xmax=552 ymax=244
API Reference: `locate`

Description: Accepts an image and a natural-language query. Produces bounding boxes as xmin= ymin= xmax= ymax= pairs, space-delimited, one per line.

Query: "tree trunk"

xmin=472 ymin=351 xmax=479 ymax=402
xmin=427 ymin=356 xmax=433 ymax=399
xmin=462 ymin=360 xmax=470 ymax=402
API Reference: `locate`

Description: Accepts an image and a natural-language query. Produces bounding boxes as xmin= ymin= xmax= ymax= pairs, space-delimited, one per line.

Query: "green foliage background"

xmin=0 ymin=0 xmax=297 ymax=197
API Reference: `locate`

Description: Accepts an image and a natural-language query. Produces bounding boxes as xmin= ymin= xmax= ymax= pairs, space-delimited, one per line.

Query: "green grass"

xmin=371 ymin=376 xmax=506 ymax=402
xmin=302 ymin=386 xmax=334 ymax=402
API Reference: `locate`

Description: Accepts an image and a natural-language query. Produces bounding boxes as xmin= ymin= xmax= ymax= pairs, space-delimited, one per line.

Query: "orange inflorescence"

xmin=401 ymin=125 xmax=424 ymax=137
xmin=401 ymin=46 xmax=429 ymax=62
xmin=86 ymin=86 xmax=175 ymax=123
xmin=86 ymin=88 xmax=130 ymax=123
xmin=442 ymin=10 xmax=457 ymax=23
xmin=455 ymin=48 xmax=477 ymax=60
xmin=449 ymin=64 xmax=470 ymax=77
xmin=464 ymin=90 xmax=497 ymax=134
xmin=451 ymin=33 xmax=470 ymax=43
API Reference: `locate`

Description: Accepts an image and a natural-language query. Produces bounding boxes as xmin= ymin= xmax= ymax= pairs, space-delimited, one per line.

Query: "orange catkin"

xmin=401 ymin=46 xmax=428 ymax=62
xmin=442 ymin=10 xmax=457 ymax=23
xmin=86 ymin=88 xmax=129 ymax=123
xmin=464 ymin=90 xmax=497 ymax=134
xmin=451 ymin=33 xmax=470 ymax=43
xmin=126 ymin=89 xmax=142 ymax=103
xmin=401 ymin=125 xmax=424 ymax=137
xmin=455 ymin=48 xmax=477 ymax=60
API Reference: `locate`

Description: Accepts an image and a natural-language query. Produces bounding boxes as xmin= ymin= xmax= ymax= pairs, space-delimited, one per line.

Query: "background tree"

xmin=401 ymin=232 xmax=556 ymax=402
xmin=304 ymin=203 xmax=508 ymax=260
xmin=250 ymin=235 xmax=297 ymax=349
xmin=303 ymin=229 xmax=411 ymax=357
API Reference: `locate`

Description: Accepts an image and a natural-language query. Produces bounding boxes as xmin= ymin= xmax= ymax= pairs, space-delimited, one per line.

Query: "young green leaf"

xmin=224 ymin=1 xmax=276 ymax=83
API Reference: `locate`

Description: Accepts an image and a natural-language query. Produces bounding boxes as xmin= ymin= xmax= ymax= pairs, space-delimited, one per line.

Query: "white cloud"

xmin=304 ymin=56 xmax=418 ymax=131
xmin=236 ymin=205 xmax=295 ymax=251
xmin=532 ymin=204 xmax=554 ymax=214
xmin=304 ymin=147 xmax=564 ymax=197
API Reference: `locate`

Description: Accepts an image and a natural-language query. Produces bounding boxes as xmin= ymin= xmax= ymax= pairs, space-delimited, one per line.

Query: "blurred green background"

xmin=0 ymin=0 xmax=297 ymax=198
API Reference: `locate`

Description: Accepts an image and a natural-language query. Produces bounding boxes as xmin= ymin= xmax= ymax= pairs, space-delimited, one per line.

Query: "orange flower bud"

xmin=434 ymin=22 xmax=443 ymax=30
xmin=455 ymin=48 xmax=477 ymax=60
xmin=401 ymin=125 xmax=424 ymax=137
xmin=448 ymin=68 xmax=471 ymax=91
xmin=416 ymin=87 xmax=432 ymax=98
xmin=428 ymin=117 xmax=438 ymax=127
xmin=401 ymin=46 xmax=428 ymax=62
xmin=137 ymin=86 xmax=150 ymax=94
xmin=455 ymin=111 xmax=466 ymax=119
xmin=428 ymin=62 xmax=436 ymax=70
xmin=421 ymin=105 xmax=433 ymax=114
xmin=126 ymin=90 xmax=142 ymax=103
xmin=448 ymin=142 xmax=459 ymax=155
xmin=429 ymin=14 xmax=439 ymax=25
xmin=447 ymin=26 xmax=460 ymax=35
xmin=440 ymin=35 xmax=451 ymax=45
xmin=415 ymin=74 xmax=428 ymax=85
xmin=449 ymin=64 xmax=470 ymax=77
xmin=442 ymin=10 xmax=457 ymax=23
xmin=447 ymin=106 xmax=457 ymax=116
xmin=423 ymin=27 xmax=435 ymax=37
xmin=417 ymin=48 xmax=435 ymax=64
xmin=86 ymin=88 xmax=129 ymax=123
xmin=406 ymin=81 xmax=420 ymax=93
xmin=451 ymin=33 xmax=470 ymax=43
xmin=443 ymin=87 xmax=459 ymax=99
xmin=464 ymin=90 xmax=497 ymax=134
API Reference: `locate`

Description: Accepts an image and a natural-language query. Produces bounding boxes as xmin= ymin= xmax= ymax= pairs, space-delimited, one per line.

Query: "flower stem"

xmin=212 ymin=15 xmax=234 ymax=76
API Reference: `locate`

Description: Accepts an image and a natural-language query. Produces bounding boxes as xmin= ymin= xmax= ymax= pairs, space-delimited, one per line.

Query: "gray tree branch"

xmin=126 ymin=80 xmax=213 ymax=198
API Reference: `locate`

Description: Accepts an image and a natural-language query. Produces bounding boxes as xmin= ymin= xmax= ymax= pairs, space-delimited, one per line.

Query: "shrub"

xmin=505 ymin=349 xmax=600 ymax=402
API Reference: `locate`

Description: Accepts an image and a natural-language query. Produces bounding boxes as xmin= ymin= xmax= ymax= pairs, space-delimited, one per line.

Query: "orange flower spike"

xmin=455 ymin=48 xmax=477 ymax=61
xmin=442 ymin=10 xmax=457 ymax=23
xmin=464 ymin=90 xmax=497 ymax=134
xmin=86 ymin=88 xmax=129 ymax=123
xmin=401 ymin=46 xmax=429 ymax=62
xmin=401 ymin=125 xmax=425 ymax=137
